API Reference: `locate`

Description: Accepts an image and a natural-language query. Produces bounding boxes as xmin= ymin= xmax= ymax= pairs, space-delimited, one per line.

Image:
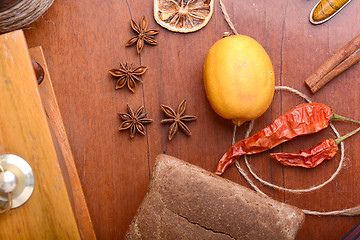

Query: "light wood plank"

xmin=0 ymin=30 xmax=81 ymax=239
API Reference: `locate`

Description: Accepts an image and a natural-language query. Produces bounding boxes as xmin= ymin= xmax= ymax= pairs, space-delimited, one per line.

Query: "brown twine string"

xmin=219 ymin=0 xmax=238 ymax=35
xmin=0 ymin=0 xmax=54 ymax=33
xmin=220 ymin=0 xmax=360 ymax=216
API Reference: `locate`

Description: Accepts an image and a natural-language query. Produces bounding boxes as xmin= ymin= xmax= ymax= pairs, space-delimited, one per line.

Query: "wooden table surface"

xmin=23 ymin=0 xmax=360 ymax=239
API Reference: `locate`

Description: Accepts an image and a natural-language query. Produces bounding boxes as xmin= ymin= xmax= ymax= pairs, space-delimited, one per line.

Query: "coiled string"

xmin=0 ymin=0 xmax=54 ymax=33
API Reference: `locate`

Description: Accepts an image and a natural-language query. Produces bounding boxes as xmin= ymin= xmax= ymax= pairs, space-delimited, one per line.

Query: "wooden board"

xmin=0 ymin=30 xmax=81 ymax=239
xmin=29 ymin=46 xmax=96 ymax=240
xmin=23 ymin=1 xmax=360 ymax=239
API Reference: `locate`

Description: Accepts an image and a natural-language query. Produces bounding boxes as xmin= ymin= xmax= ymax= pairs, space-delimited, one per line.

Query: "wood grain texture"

xmin=0 ymin=30 xmax=81 ymax=239
xmin=23 ymin=0 xmax=360 ymax=239
xmin=29 ymin=46 xmax=96 ymax=240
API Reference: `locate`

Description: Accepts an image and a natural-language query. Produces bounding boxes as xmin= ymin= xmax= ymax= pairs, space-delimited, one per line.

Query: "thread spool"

xmin=0 ymin=0 xmax=54 ymax=34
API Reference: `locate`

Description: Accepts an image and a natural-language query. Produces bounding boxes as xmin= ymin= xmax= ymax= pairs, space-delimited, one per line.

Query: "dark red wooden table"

xmin=24 ymin=0 xmax=360 ymax=239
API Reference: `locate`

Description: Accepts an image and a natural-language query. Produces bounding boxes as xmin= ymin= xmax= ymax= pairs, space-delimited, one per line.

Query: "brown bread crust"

xmin=126 ymin=154 xmax=305 ymax=240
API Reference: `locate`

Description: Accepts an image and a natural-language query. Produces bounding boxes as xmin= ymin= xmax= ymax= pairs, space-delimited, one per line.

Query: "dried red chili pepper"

xmin=270 ymin=139 xmax=337 ymax=168
xmin=270 ymin=126 xmax=360 ymax=168
xmin=216 ymin=103 xmax=360 ymax=175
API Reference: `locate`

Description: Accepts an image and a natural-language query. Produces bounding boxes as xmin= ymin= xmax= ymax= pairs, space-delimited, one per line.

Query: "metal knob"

xmin=0 ymin=154 xmax=34 ymax=213
xmin=0 ymin=170 xmax=17 ymax=193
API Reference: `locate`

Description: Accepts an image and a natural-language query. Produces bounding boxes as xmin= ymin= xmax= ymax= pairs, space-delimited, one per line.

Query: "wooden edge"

xmin=29 ymin=46 xmax=96 ymax=240
xmin=1 ymin=30 xmax=81 ymax=239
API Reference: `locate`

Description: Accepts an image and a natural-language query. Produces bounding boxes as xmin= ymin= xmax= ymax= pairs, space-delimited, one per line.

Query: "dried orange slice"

xmin=154 ymin=0 xmax=214 ymax=33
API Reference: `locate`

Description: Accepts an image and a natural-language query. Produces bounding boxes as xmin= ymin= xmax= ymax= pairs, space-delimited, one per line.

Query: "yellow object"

xmin=310 ymin=0 xmax=352 ymax=24
xmin=203 ymin=35 xmax=275 ymax=126
xmin=154 ymin=0 xmax=214 ymax=33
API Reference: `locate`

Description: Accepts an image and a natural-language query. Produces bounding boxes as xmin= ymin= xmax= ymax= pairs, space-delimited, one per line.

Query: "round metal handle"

xmin=0 ymin=170 xmax=17 ymax=193
xmin=0 ymin=154 xmax=34 ymax=214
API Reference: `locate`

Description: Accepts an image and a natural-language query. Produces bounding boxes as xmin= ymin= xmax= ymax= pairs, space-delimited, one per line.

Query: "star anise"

xmin=109 ymin=63 xmax=147 ymax=93
xmin=118 ymin=104 xmax=153 ymax=138
xmin=160 ymin=99 xmax=197 ymax=140
xmin=125 ymin=16 xmax=160 ymax=54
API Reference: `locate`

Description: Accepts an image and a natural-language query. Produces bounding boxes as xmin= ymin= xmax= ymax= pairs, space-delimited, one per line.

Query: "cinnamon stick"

xmin=305 ymin=34 xmax=360 ymax=94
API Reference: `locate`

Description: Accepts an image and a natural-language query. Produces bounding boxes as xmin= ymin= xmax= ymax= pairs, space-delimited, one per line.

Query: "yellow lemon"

xmin=203 ymin=35 xmax=275 ymax=126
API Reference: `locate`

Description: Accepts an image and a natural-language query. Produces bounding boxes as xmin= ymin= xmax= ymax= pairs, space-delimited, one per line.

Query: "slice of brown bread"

xmin=126 ymin=154 xmax=305 ymax=240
